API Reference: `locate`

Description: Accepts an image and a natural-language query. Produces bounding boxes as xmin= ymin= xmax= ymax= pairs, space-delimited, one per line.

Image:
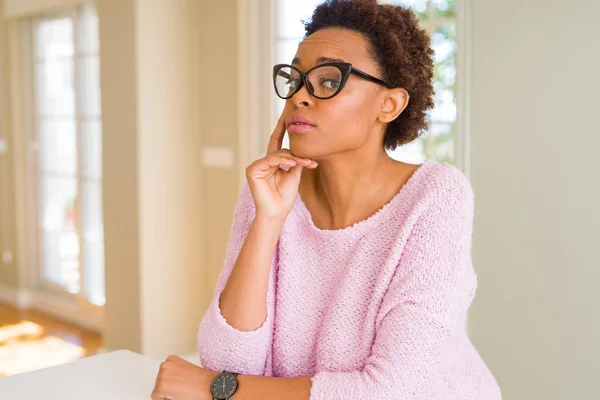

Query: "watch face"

xmin=210 ymin=372 xmax=238 ymax=398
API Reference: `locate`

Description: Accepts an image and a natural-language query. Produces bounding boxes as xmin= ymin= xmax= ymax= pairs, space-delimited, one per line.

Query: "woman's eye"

xmin=322 ymin=79 xmax=340 ymax=90
xmin=287 ymin=79 xmax=301 ymax=89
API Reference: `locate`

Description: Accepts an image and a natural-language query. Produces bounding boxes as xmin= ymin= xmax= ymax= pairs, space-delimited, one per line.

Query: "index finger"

xmin=266 ymin=114 xmax=287 ymax=155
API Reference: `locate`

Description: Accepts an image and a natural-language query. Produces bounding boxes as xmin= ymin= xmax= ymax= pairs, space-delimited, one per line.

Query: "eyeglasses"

xmin=273 ymin=62 xmax=392 ymax=100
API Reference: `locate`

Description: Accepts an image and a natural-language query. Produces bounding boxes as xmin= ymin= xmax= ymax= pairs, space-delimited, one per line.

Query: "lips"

xmin=287 ymin=115 xmax=316 ymax=134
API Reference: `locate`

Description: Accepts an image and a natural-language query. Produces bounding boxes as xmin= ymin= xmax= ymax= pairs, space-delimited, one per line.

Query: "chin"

xmin=288 ymin=142 xmax=304 ymax=156
xmin=288 ymin=146 xmax=313 ymax=159
xmin=288 ymin=138 xmax=327 ymax=160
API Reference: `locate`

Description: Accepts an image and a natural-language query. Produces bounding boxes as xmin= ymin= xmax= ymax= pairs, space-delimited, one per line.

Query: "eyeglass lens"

xmin=275 ymin=65 xmax=343 ymax=99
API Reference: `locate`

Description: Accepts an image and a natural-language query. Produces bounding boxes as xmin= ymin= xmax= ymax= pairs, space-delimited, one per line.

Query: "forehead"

xmin=293 ymin=27 xmax=373 ymax=68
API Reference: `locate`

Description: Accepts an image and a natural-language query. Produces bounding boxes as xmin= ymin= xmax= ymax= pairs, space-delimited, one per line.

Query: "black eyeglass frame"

xmin=272 ymin=62 xmax=393 ymax=100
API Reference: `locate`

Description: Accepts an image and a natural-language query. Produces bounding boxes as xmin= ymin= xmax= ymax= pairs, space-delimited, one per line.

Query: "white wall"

xmin=468 ymin=0 xmax=600 ymax=399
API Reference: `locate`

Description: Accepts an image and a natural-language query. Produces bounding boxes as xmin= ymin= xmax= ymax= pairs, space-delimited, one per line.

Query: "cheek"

xmin=282 ymin=87 xmax=379 ymax=157
xmin=324 ymin=92 xmax=375 ymax=141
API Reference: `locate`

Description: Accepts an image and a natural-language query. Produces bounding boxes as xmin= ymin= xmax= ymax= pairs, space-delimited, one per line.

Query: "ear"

xmin=378 ymin=88 xmax=410 ymax=123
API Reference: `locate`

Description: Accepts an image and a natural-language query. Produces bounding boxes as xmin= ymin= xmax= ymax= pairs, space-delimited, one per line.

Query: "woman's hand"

xmin=246 ymin=114 xmax=318 ymax=220
xmin=151 ymin=355 xmax=218 ymax=400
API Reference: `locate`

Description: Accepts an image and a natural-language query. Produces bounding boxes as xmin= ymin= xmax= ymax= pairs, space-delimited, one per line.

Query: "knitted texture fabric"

xmin=198 ymin=159 xmax=502 ymax=399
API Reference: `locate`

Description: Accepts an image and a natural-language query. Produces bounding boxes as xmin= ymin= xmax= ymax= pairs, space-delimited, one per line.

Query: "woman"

xmin=152 ymin=1 xmax=501 ymax=399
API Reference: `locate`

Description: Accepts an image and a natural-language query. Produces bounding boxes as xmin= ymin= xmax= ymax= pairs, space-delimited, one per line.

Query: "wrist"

xmin=203 ymin=369 xmax=220 ymax=399
xmin=205 ymin=368 xmax=220 ymax=381
xmin=253 ymin=213 xmax=287 ymax=226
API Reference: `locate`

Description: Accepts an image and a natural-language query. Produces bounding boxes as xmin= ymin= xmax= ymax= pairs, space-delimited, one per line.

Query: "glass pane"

xmin=276 ymin=0 xmax=323 ymax=39
xmin=39 ymin=119 xmax=77 ymax=175
xmin=41 ymin=230 xmax=61 ymax=284
xmin=36 ymin=17 xmax=74 ymax=59
xmin=432 ymin=0 xmax=456 ymax=18
xmin=77 ymin=3 xmax=99 ymax=54
xmin=431 ymin=25 xmax=457 ymax=124
xmin=82 ymin=181 xmax=105 ymax=306
xmin=432 ymin=24 xmax=456 ymax=66
xmin=81 ymin=120 xmax=102 ymax=179
xmin=387 ymin=137 xmax=426 ymax=164
xmin=78 ymin=57 xmax=101 ymax=117
xmin=41 ymin=229 xmax=80 ymax=293
xmin=82 ymin=181 xmax=103 ymax=243
xmin=431 ymin=82 xmax=456 ymax=122
xmin=425 ymin=123 xmax=454 ymax=163
xmin=382 ymin=0 xmax=429 ymax=20
xmin=37 ymin=60 xmax=75 ymax=116
xmin=83 ymin=241 xmax=105 ymax=306
xmin=275 ymin=39 xmax=302 ymax=65
xmin=34 ymin=8 xmax=106 ymax=305
xmin=40 ymin=176 xmax=78 ymax=231
xmin=40 ymin=176 xmax=80 ymax=293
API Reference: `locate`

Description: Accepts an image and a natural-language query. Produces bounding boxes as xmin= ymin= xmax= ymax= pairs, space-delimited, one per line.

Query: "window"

xmin=32 ymin=3 xmax=105 ymax=307
xmin=273 ymin=0 xmax=459 ymax=164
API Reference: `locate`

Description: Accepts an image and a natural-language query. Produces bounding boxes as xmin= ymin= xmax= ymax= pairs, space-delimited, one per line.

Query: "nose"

xmin=290 ymin=80 xmax=313 ymax=108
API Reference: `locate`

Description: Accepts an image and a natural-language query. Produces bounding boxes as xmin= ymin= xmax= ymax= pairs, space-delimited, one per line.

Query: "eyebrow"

xmin=291 ymin=56 xmax=347 ymax=66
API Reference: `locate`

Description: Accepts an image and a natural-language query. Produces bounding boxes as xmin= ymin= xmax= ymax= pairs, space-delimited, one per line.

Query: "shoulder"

xmin=427 ymin=161 xmax=473 ymax=199
xmin=418 ymin=160 xmax=474 ymax=215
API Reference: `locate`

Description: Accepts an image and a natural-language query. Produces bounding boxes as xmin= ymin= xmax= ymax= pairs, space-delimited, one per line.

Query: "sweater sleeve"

xmin=309 ymin=169 xmax=490 ymax=399
xmin=197 ymin=182 xmax=278 ymax=376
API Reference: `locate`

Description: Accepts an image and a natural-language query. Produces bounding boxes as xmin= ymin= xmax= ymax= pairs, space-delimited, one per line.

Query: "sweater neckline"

xmin=294 ymin=159 xmax=433 ymax=236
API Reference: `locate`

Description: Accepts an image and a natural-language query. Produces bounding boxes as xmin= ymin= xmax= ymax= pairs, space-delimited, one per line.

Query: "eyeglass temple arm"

xmin=351 ymin=68 xmax=392 ymax=88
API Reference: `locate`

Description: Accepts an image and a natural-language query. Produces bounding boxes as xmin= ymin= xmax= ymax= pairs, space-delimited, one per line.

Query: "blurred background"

xmin=0 ymin=0 xmax=598 ymax=399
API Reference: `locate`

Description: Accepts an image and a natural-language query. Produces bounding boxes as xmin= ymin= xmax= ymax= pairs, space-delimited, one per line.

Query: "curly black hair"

xmin=304 ymin=0 xmax=435 ymax=150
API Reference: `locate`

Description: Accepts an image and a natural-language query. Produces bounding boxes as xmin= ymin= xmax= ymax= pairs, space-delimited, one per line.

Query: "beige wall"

xmin=135 ymin=0 xmax=205 ymax=358
xmin=98 ymin=0 xmax=142 ymax=353
xmin=195 ymin=0 xmax=242 ymax=310
xmin=468 ymin=0 xmax=600 ymax=398
xmin=0 ymin=13 xmax=19 ymax=289
xmin=100 ymin=0 xmax=242 ymax=358
xmin=3 ymin=0 xmax=83 ymax=18
xmin=100 ymin=0 xmax=236 ymax=359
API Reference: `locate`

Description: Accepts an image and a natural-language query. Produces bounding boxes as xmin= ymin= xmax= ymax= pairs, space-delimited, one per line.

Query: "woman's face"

xmin=282 ymin=27 xmax=390 ymax=160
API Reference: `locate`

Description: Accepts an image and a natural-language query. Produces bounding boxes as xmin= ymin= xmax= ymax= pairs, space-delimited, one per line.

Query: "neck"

xmin=304 ymin=145 xmax=399 ymax=230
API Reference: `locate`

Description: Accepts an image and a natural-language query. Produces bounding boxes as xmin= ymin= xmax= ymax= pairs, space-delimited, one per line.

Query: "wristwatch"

xmin=210 ymin=371 xmax=239 ymax=399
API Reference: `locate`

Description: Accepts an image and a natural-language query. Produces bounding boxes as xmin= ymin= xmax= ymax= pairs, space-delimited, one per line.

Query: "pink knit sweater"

xmin=198 ymin=159 xmax=502 ymax=399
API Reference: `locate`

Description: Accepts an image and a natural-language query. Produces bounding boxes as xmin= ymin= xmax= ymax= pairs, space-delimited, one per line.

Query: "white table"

xmin=0 ymin=350 xmax=163 ymax=399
